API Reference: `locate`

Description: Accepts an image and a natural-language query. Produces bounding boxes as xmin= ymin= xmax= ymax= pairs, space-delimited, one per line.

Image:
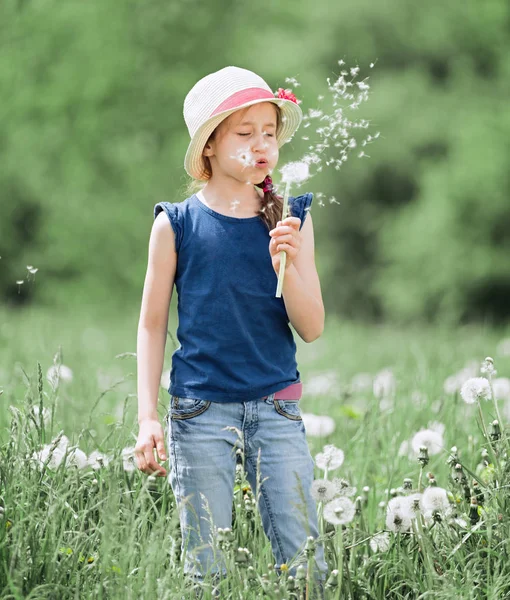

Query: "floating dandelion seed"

xmin=323 ymin=496 xmax=355 ymax=525
xmin=460 ymin=377 xmax=492 ymax=404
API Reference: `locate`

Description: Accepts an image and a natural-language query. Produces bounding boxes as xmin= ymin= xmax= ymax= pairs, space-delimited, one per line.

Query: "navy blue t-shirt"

xmin=153 ymin=191 xmax=313 ymax=403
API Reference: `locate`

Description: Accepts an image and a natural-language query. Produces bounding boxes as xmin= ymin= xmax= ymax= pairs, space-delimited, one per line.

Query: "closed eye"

xmin=238 ymin=133 xmax=274 ymax=137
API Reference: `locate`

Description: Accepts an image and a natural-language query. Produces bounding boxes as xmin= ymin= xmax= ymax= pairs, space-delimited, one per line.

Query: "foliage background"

xmin=1 ymin=0 xmax=509 ymax=326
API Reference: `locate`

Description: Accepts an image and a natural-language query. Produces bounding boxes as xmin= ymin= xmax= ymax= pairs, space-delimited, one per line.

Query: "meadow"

xmin=1 ymin=304 xmax=509 ymax=599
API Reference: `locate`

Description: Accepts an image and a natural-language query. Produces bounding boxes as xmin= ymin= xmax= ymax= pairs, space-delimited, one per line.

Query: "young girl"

xmin=135 ymin=66 xmax=327 ymax=597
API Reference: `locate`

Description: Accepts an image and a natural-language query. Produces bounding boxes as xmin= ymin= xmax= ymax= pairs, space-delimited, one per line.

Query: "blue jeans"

xmin=165 ymin=392 xmax=328 ymax=594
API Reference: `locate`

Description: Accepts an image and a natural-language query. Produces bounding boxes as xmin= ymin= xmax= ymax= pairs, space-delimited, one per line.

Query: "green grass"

xmin=1 ymin=304 xmax=509 ymax=599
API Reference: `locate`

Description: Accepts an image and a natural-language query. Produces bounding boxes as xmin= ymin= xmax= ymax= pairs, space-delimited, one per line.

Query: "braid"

xmin=255 ymin=177 xmax=286 ymax=232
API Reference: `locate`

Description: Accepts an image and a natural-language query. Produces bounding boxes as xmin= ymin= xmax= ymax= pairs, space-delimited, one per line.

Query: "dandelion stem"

xmin=275 ymin=180 xmax=291 ymax=298
xmin=487 ymin=373 xmax=509 ymax=452
xmin=477 ymin=398 xmax=501 ymax=481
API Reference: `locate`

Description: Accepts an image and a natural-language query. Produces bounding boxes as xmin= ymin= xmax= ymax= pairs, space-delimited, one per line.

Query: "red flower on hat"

xmin=275 ymin=88 xmax=299 ymax=104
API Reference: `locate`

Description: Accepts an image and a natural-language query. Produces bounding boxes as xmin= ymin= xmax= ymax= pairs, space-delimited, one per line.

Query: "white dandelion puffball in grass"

xmin=31 ymin=445 xmax=66 ymax=470
xmin=280 ymin=160 xmax=310 ymax=184
xmin=323 ymin=496 xmax=356 ymax=526
xmin=66 ymin=447 xmax=89 ymax=469
xmin=385 ymin=497 xmax=414 ymax=533
xmin=369 ymin=532 xmax=391 ymax=553
xmin=311 ymin=479 xmax=337 ymax=503
xmin=332 ymin=477 xmax=357 ymax=497
xmin=460 ymin=377 xmax=492 ymax=404
xmin=373 ymin=368 xmax=396 ymax=399
xmin=411 ymin=428 xmax=444 ymax=456
xmin=315 ymin=444 xmax=344 ymax=471
xmin=301 ymin=413 xmax=336 ymax=437
xmin=46 ymin=364 xmax=73 ymax=389
xmin=88 ymin=450 xmax=113 ymax=469
xmin=31 ymin=405 xmax=51 ymax=427
xmin=160 ymin=369 xmax=171 ymax=390
xmin=419 ymin=486 xmax=451 ymax=514
xmin=304 ymin=371 xmax=339 ymax=396
xmin=443 ymin=361 xmax=480 ymax=394
xmin=122 ymin=446 xmax=137 ymax=472
xmin=492 ymin=377 xmax=510 ymax=401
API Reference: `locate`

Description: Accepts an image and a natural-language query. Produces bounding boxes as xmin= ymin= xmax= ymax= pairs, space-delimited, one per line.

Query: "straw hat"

xmin=183 ymin=66 xmax=303 ymax=180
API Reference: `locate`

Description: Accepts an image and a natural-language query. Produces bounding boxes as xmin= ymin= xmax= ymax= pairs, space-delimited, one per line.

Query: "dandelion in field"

xmin=369 ymin=531 xmax=391 ymax=553
xmin=385 ymin=497 xmax=413 ymax=533
xmin=311 ymin=479 xmax=336 ymax=503
xmin=323 ymin=496 xmax=356 ymax=525
xmin=121 ymin=446 xmax=136 ymax=472
xmin=88 ymin=450 xmax=113 ymax=469
xmin=480 ymin=357 xmax=497 ymax=377
xmin=280 ymin=160 xmax=311 ymax=184
xmin=314 ymin=444 xmax=344 ymax=471
xmin=373 ymin=368 xmax=396 ymax=400
xmin=66 ymin=447 xmax=88 ymax=469
xmin=32 ymin=443 xmax=66 ymax=470
xmin=332 ymin=478 xmax=357 ymax=497
xmin=160 ymin=369 xmax=170 ymax=390
xmin=411 ymin=427 xmax=444 ymax=456
xmin=443 ymin=360 xmax=479 ymax=394
xmin=460 ymin=377 xmax=492 ymax=404
xmin=406 ymin=493 xmax=423 ymax=516
xmin=301 ymin=413 xmax=336 ymax=437
xmin=419 ymin=486 xmax=452 ymax=523
xmin=46 ymin=364 xmax=73 ymax=389
xmin=31 ymin=405 xmax=51 ymax=427
xmin=304 ymin=371 xmax=339 ymax=396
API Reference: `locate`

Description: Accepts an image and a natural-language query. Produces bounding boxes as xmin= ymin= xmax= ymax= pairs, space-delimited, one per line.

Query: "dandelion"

xmin=419 ymin=486 xmax=451 ymax=514
xmin=121 ymin=446 xmax=136 ymax=472
xmin=88 ymin=450 xmax=113 ymax=470
xmin=31 ymin=405 xmax=51 ymax=427
xmin=332 ymin=478 xmax=357 ymax=497
xmin=385 ymin=497 xmax=413 ymax=533
xmin=311 ymin=479 xmax=337 ymax=503
xmin=323 ymin=496 xmax=356 ymax=525
xmin=373 ymin=368 xmax=396 ymax=400
xmin=46 ymin=364 xmax=73 ymax=389
xmin=369 ymin=531 xmax=391 ymax=552
xmin=315 ymin=444 xmax=344 ymax=471
xmin=301 ymin=413 xmax=336 ymax=437
xmin=443 ymin=361 xmax=480 ymax=394
xmin=460 ymin=377 xmax=492 ymax=404
xmin=66 ymin=447 xmax=88 ymax=470
xmin=480 ymin=357 xmax=497 ymax=377
xmin=411 ymin=428 xmax=444 ymax=456
xmin=304 ymin=371 xmax=339 ymax=396
xmin=280 ymin=160 xmax=310 ymax=184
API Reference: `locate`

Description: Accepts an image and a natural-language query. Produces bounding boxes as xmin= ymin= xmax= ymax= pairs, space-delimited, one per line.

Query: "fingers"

xmin=135 ymin=441 xmax=168 ymax=477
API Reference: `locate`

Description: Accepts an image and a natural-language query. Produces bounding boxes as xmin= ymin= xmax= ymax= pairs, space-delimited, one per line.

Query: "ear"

xmin=202 ymin=141 xmax=214 ymax=157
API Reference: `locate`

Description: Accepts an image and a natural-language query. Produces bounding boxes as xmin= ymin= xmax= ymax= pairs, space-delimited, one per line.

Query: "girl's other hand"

xmin=134 ymin=419 xmax=168 ymax=476
xmin=268 ymin=217 xmax=302 ymax=274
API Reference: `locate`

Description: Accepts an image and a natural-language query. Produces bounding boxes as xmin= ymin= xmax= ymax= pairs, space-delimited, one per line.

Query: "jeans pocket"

xmin=170 ymin=396 xmax=212 ymax=420
xmin=273 ymin=399 xmax=302 ymax=421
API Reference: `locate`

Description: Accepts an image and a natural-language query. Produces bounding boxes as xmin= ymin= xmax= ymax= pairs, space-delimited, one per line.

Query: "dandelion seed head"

xmin=460 ymin=377 xmax=492 ymax=404
xmin=323 ymin=496 xmax=356 ymax=525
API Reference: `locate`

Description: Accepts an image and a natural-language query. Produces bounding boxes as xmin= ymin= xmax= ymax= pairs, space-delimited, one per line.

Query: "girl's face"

xmin=203 ymin=102 xmax=279 ymax=184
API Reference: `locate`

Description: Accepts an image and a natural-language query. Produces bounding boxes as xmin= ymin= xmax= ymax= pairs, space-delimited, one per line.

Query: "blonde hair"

xmin=184 ymin=104 xmax=285 ymax=232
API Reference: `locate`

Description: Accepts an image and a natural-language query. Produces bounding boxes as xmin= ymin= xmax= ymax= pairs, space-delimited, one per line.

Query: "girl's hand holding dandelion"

xmin=134 ymin=419 xmax=168 ymax=477
xmin=268 ymin=216 xmax=302 ymax=276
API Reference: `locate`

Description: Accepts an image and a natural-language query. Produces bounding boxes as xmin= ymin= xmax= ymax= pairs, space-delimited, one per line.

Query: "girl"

xmin=135 ymin=66 xmax=327 ymax=597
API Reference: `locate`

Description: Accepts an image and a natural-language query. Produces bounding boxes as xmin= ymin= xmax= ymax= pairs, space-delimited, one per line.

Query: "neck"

xmin=200 ymin=175 xmax=265 ymax=212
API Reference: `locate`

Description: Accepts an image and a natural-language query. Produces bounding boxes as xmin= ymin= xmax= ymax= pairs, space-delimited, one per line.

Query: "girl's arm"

xmin=270 ymin=214 xmax=325 ymax=343
xmin=136 ymin=211 xmax=177 ymax=424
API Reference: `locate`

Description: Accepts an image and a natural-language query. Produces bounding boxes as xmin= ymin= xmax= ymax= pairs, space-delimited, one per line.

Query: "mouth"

xmin=255 ymin=160 xmax=268 ymax=167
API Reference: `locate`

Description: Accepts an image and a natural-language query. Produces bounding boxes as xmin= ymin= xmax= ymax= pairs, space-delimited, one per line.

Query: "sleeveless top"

xmin=153 ymin=191 xmax=313 ymax=403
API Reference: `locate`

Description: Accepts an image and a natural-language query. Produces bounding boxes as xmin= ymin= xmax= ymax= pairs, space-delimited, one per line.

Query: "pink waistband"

xmin=265 ymin=382 xmax=302 ymax=400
